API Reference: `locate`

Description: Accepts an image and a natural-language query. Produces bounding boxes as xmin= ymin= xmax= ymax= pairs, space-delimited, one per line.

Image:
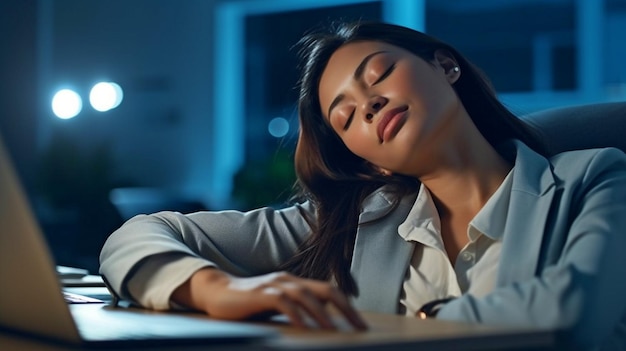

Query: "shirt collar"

xmin=469 ymin=169 xmax=514 ymax=241
xmin=398 ymin=168 xmax=515 ymax=244
xmin=397 ymin=184 xmax=444 ymax=250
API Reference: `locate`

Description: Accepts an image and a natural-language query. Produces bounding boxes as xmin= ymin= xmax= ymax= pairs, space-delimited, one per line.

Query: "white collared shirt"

xmin=397 ymin=170 xmax=514 ymax=316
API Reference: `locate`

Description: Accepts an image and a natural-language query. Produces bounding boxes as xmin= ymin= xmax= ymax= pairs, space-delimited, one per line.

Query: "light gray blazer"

xmin=100 ymin=141 xmax=626 ymax=349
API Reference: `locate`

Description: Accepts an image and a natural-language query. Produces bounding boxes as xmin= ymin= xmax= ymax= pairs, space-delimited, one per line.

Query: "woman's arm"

xmin=99 ymin=202 xmax=314 ymax=308
xmin=99 ymin=201 xmax=366 ymax=329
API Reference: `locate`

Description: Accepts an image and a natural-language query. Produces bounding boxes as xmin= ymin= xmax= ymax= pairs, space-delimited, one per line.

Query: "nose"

xmin=364 ymin=96 xmax=388 ymax=121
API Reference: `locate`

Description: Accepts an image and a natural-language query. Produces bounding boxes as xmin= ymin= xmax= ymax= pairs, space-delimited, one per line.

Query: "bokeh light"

xmin=89 ymin=82 xmax=124 ymax=112
xmin=268 ymin=117 xmax=289 ymax=138
xmin=51 ymin=89 xmax=82 ymax=119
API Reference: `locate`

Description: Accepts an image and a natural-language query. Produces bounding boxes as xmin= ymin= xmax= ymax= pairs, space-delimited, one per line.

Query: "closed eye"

xmin=373 ymin=63 xmax=395 ymax=85
xmin=343 ymin=109 xmax=355 ymax=131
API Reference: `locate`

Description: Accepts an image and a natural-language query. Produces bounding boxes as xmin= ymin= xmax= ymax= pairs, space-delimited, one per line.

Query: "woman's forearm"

xmin=170 ymin=267 xmax=230 ymax=313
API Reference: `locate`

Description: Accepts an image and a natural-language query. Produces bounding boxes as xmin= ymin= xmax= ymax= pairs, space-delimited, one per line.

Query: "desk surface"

xmin=0 ymin=310 xmax=556 ymax=351
xmin=264 ymin=311 xmax=555 ymax=351
xmin=0 ymin=288 xmax=556 ymax=351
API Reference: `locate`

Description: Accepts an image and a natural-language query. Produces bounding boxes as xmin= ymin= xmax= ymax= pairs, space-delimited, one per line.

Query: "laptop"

xmin=0 ymin=136 xmax=276 ymax=347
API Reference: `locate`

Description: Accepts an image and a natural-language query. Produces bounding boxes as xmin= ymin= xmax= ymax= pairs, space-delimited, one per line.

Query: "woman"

xmin=100 ymin=22 xmax=626 ymax=348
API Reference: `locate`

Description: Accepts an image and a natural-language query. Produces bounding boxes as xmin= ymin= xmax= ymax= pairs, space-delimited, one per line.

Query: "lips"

xmin=377 ymin=105 xmax=408 ymax=143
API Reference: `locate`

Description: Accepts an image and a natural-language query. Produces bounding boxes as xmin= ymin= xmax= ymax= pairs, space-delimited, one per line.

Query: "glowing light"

xmin=268 ymin=117 xmax=289 ymax=138
xmin=51 ymin=89 xmax=82 ymax=119
xmin=89 ymin=82 xmax=123 ymax=112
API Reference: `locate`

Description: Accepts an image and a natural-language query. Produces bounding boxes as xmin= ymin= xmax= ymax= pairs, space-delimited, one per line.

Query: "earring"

xmin=452 ymin=66 xmax=460 ymax=73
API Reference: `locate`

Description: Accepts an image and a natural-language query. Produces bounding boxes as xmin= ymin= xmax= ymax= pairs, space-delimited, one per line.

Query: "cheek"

xmin=404 ymin=77 xmax=459 ymax=128
xmin=343 ymin=136 xmax=368 ymax=158
xmin=341 ymin=130 xmax=376 ymax=160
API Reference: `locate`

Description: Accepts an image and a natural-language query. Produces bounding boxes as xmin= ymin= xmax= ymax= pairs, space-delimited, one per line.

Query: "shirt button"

xmin=461 ymin=252 xmax=474 ymax=262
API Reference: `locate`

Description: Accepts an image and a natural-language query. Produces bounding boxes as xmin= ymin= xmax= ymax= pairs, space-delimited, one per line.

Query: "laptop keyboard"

xmin=63 ymin=291 xmax=105 ymax=304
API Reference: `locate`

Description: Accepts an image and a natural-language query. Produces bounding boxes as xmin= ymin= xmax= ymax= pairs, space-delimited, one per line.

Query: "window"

xmin=211 ymin=0 xmax=423 ymax=208
xmin=212 ymin=0 xmax=626 ymax=207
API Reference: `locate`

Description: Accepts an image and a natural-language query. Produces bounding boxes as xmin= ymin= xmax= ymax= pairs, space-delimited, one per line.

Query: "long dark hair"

xmin=280 ymin=21 xmax=547 ymax=296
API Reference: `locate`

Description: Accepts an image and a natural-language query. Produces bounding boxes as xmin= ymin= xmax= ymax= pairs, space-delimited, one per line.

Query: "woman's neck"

xmin=418 ymin=135 xmax=512 ymax=263
xmin=419 ymin=135 xmax=512 ymax=219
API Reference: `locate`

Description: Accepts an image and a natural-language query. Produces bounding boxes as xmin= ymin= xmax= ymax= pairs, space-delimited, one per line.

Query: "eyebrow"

xmin=326 ymin=50 xmax=388 ymax=120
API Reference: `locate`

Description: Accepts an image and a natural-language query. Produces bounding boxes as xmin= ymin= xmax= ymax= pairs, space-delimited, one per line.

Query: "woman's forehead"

xmin=331 ymin=40 xmax=397 ymax=60
xmin=321 ymin=41 xmax=409 ymax=81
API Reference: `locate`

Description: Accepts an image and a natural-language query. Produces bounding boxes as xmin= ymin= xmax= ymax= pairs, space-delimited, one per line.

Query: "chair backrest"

xmin=522 ymin=102 xmax=626 ymax=155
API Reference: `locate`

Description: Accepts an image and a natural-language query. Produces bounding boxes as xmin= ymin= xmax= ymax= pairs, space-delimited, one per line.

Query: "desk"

xmin=0 ymin=288 xmax=555 ymax=351
xmin=266 ymin=312 xmax=555 ymax=350
xmin=0 ymin=310 xmax=556 ymax=351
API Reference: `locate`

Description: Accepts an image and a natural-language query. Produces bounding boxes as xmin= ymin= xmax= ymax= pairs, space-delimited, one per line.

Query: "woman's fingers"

xmin=267 ymin=273 xmax=367 ymax=330
xmin=289 ymin=277 xmax=368 ymax=330
xmin=271 ymin=282 xmax=336 ymax=329
xmin=262 ymin=286 xmax=308 ymax=328
xmin=207 ymin=271 xmax=367 ymax=330
xmin=327 ymin=286 xmax=368 ymax=330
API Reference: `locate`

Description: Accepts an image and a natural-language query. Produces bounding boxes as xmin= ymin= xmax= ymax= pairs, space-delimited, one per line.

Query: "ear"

xmin=434 ymin=49 xmax=461 ymax=84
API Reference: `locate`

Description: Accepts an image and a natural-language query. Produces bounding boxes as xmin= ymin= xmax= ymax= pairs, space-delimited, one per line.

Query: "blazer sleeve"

xmin=99 ymin=202 xmax=315 ymax=308
xmin=437 ymin=148 xmax=626 ymax=348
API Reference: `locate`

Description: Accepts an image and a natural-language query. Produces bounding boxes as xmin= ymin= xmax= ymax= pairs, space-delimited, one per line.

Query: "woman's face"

xmin=318 ymin=40 xmax=462 ymax=177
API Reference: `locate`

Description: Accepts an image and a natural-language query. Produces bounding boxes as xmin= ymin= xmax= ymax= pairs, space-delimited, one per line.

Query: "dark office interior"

xmin=1 ymin=0 xmax=625 ymax=274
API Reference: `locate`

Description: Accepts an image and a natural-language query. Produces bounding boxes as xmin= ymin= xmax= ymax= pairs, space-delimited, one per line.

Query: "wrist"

xmin=171 ymin=267 xmax=229 ymax=311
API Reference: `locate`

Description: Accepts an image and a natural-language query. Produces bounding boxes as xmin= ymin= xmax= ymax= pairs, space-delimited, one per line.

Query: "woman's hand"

xmin=171 ymin=268 xmax=368 ymax=330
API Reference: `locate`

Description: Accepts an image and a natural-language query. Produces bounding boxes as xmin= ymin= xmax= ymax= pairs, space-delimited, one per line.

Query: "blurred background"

xmin=1 ymin=0 xmax=625 ymax=273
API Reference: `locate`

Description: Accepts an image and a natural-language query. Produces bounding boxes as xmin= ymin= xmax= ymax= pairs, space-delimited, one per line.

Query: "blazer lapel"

xmin=497 ymin=141 xmax=556 ymax=286
xmin=350 ymin=190 xmax=416 ymax=313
